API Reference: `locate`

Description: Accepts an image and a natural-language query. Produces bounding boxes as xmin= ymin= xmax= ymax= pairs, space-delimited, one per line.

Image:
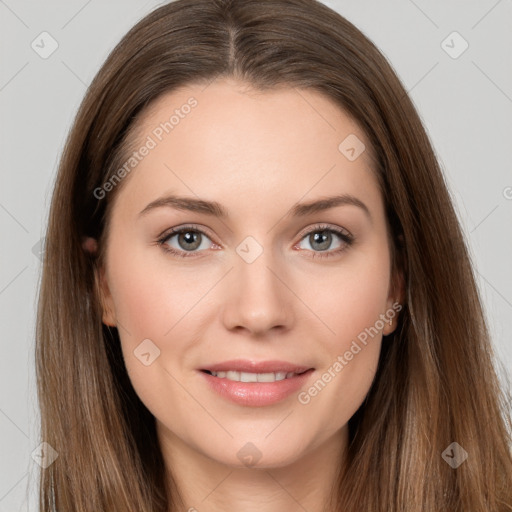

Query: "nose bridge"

xmin=221 ymin=240 xmax=294 ymax=334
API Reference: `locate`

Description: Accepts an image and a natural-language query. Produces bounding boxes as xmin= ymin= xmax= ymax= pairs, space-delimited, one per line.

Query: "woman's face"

xmin=98 ymin=78 xmax=400 ymax=469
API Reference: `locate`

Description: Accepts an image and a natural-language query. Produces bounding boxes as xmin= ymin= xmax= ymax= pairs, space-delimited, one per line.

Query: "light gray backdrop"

xmin=0 ymin=0 xmax=511 ymax=509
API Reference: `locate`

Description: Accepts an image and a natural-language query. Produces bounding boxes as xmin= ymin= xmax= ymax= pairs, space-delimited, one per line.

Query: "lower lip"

xmin=199 ymin=369 xmax=314 ymax=407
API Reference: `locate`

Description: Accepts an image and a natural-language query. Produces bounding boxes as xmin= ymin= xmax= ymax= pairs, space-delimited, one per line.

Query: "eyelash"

xmin=156 ymin=223 xmax=355 ymax=260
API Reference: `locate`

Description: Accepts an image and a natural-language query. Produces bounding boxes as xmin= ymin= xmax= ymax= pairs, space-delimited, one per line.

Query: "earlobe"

xmin=382 ymin=314 xmax=396 ymax=336
xmin=94 ymin=264 xmax=117 ymax=327
xmin=82 ymin=236 xmax=98 ymax=254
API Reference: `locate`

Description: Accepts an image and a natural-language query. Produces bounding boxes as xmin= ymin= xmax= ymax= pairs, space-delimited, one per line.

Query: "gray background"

xmin=1 ymin=0 xmax=511 ymax=509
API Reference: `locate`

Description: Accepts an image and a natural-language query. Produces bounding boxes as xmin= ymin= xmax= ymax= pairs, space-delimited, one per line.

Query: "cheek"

xmin=311 ymin=245 xmax=392 ymax=348
xmin=296 ymin=244 xmax=390 ymax=419
xmin=105 ymin=247 xmax=212 ymax=396
xmin=105 ymin=252 xmax=196 ymax=412
xmin=107 ymin=245 xmax=207 ymax=338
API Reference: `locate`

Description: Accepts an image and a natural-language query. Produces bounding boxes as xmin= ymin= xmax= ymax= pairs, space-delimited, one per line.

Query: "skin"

xmin=96 ymin=77 xmax=403 ymax=512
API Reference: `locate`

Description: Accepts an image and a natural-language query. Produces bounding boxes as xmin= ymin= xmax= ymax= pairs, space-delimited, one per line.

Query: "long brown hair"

xmin=35 ymin=0 xmax=512 ymax=510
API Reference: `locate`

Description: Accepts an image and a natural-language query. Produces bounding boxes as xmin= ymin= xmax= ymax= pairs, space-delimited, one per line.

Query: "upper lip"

xmin=201 ymin=359 xmax=313 ymax=374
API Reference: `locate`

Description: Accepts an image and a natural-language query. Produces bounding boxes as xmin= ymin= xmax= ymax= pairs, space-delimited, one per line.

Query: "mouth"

xmin=198 ymin=360 xmax=315 ymax=407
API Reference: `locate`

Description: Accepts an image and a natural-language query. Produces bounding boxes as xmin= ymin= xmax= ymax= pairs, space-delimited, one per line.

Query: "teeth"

xmin=209 ymin=370 xmax=301 ymax=382
xmin=258 ymin=372 xmax=277 ymax=382
xmin=241 ymin=372 xmax=258 ymax=383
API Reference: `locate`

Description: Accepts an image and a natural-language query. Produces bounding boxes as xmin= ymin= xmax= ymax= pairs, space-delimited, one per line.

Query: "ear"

xmin=382 ymin=265 xmax=406 ymax=336
xmin=94 ymin=260 xmax=117 ymax=328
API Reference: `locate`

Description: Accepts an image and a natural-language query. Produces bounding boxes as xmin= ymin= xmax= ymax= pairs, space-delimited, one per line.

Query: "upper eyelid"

xmin=159 ymin=223 xmax=215 ymax=240
xmin=295 ymin=223 xmax=352 ymax=240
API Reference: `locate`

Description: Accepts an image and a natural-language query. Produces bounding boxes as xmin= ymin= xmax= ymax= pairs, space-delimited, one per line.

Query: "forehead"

xmin=111 ymin=78 xmax=382 ymax=223
xmin=136 ymin=77 xmax=373 ymax=160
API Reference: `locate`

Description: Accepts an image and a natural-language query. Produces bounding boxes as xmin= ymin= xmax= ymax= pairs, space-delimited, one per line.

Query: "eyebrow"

xmin=139 ymin=193 xmax=371 ymax=220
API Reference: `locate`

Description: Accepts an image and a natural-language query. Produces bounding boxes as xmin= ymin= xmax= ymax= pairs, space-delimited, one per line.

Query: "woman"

xmin=35 ymin=0 xmax=512 ymax=510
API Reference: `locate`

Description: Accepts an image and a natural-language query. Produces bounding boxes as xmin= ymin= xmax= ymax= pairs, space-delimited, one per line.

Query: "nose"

xmin=220 ymin=249 xmax=295 ymax=336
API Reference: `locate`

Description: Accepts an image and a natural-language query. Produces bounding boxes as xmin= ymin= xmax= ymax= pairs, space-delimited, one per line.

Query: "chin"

xmin=206 ymin=437 xmax=310 ymax=470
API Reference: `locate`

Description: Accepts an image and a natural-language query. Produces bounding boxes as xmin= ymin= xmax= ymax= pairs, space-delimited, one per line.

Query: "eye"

xmin=157 ymin=225 xmax=216 ymax=258
xmin=295 ymin=224 xmax=354 ymax=259
xmin=156 ymin=223 xmax=354 ymax=260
